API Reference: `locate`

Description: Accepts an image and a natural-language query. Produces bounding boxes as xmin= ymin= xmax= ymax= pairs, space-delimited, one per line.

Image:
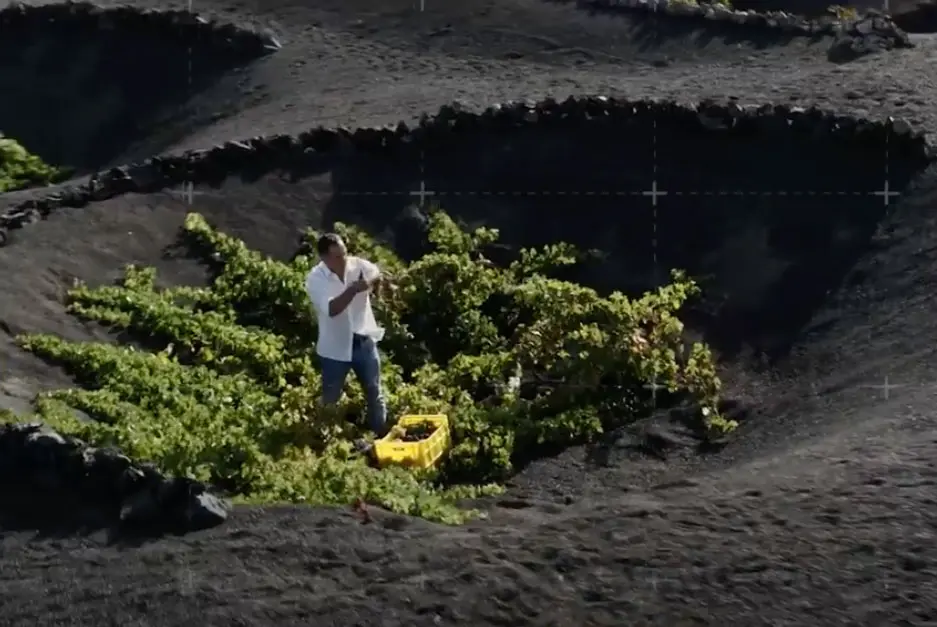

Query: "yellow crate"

xmin=374 ymin=414 xmax=451 ymax=470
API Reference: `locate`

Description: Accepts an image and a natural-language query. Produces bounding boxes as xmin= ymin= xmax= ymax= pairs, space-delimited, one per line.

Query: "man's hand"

xmin=328 ymin=273 xmax=371 ymax=317
xmin=350 ymin=276 xmax=371 ymax=293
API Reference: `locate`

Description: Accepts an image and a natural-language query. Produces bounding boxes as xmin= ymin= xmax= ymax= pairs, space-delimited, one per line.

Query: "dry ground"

xmin=3 ymin=1 xmax=937 ymax=625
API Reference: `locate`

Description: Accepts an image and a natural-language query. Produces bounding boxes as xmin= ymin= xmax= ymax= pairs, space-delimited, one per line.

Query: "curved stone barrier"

xmin=0 ymin=421 xmax=229 ymax=531
xmin=580 ymin=0 xmax=911 ymax=58
xmin=0 ymin=1 xmax=281 ymax=55
xmin=1 ymin=97 xmax=933 ymax=243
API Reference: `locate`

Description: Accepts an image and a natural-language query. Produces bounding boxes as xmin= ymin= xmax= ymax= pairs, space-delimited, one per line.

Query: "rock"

xmin=120 ymin=487 xmax=160 ymax=523
xmin=855 ymin=17 xmax=875 ymax=34
xmin=0 ymin=420 xmax=229 ymax=533
xmin=827 ymin=33 xmax=893 ymax=62
xmin=697 ymin=109 xmax=730 ymax=131
xmin=185 ymin=492 xmax=230 ymax=529
xmin=23 ymin=429 xmax=68 ymax=489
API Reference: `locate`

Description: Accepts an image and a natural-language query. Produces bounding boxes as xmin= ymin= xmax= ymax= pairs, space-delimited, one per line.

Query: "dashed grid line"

xmin=645 ymin=114 xmax=663 ymax=410
xmin=649 ymin=116 xmax=661 ymax=288
xmin=172 ymin=0 xmax=200 ymax=208
xmin=876 ymin=125 xmax=901 ymax=207
xmin=174 ymin=188 xmax=905 ymax=200
xmin=409 ymin=150 xmax=435 ymax=207
xmin=851 ymin=113 xmax=904 ymax=402
xmin=334 ymin=189 xmax=899 ymax=197
xmin=176 ymin=0 xmax=198 ymax=597
xmin=648 ymin=116 xmax=662 ymax=409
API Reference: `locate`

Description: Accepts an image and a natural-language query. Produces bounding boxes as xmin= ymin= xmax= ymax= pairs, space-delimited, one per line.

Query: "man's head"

xmin=316 ymin=233 xmax=347 ymax=275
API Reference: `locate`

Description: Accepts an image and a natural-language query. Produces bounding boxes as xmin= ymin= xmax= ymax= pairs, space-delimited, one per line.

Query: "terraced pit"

xmin=0 ymin=4 xmax=274 ymax=173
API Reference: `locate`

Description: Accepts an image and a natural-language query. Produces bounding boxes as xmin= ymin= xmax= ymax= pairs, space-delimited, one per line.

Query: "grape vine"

xmin=9 ymin=208 xmax=735 ymax=523
xmin=0 ymin=134 xmax=63 ymax=192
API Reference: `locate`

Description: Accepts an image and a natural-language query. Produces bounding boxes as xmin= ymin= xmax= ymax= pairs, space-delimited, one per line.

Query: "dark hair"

xmin=316 ymin=233 xmax=344 ymax=256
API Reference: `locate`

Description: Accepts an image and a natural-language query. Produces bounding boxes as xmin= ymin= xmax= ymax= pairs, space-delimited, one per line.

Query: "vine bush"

xmin=0 ymin=134 xmax=62 ymax=192
xmin=13 ymin=209 xmax=735 ymax=523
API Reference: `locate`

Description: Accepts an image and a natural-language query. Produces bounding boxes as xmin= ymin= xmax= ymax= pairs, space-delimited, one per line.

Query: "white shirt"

xmin=305 ymin=256 xmax=385 ymax=362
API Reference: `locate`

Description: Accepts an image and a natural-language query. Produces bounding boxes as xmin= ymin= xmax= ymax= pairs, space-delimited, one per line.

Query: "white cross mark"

xmin=872 ymin=180 xmax=901 ymax=206
xmin=167 ymin=182 xmax=212 ymax=204
xmin=410 ymin=180 xmax=435 ymax=207
xmin=644 ymin=377 xmax=667 ymax=409
xmin=176 ymin=561 xmax=195 ymax=597
xmin=861 ymin=376 xmax=905 ymax=400
xmin=642 ymin=180 xmax=667 ymax=206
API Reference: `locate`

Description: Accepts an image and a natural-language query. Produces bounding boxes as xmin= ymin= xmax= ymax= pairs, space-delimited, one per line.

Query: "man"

xmin=305 ymin=232 xmax=387 ymax=438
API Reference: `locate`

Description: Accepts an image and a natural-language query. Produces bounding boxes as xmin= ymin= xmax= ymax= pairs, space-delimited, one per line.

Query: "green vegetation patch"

xmin=10 ymin=209 xmax=735 ymax=523
xmin=0 ymin=134 xmax=62 ymax=193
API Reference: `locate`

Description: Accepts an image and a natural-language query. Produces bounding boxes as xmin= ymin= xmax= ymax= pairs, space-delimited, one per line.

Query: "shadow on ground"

xmin=0 ymin=19 xmax=263 ymax=174
xmin=890 ymin=0 xmax=937 ymax=32
xmin=317 ymin=113 xmax=920 ymax=363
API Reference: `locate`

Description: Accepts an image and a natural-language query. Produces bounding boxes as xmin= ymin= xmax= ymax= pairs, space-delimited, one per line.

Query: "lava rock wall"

xmin=0 ymin=1 xmax=279 ymax=169
xmin=0 ymin=97 xmax=931 ymax=245
xmin=0 ymin=1 xmax=280 ymax=56
xmin=583 ymin=0 xmax=912 ymax=59
xmin=0 ymin=421 xmax=229 ymax=532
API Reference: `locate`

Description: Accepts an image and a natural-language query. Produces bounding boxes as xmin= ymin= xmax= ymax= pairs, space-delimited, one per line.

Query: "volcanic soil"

xmin=3 ymin=0 xmax=937 ymax=625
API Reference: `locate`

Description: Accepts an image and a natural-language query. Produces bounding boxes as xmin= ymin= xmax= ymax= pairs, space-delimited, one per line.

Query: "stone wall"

xmin=0 ymin=97 xmax=932 ymax=247
xmin=583 ymin=0 xmax=911 ymax=59
xmin=0 ymin=0 xmax=906 ymax=54
xmin=0 ymin=1 xmax=281 ymax=55
xmin=0 ymin=421 xmax=229 ymax=531
xmin=5 ymin=0 xmax=903 ymax=46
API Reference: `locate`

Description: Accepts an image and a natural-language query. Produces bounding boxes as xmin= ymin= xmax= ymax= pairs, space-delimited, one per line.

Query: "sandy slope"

xmin=3 ymin=1 xmax=937 ymax=625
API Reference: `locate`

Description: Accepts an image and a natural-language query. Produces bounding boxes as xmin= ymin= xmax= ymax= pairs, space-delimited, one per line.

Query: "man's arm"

xmin=307 ymin=273 xmax=363 ymax=318
xmin=327 ymin=287 xmax=359 ymax=317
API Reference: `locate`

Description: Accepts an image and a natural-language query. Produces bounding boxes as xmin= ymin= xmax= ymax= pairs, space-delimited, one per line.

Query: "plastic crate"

xmin=374 ymin=414 xmax=451 ymax=470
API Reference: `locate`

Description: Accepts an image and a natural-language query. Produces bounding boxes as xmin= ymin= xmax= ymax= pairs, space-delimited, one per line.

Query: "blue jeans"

xmin=320 ymin=335 xmax=387 ymax=436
